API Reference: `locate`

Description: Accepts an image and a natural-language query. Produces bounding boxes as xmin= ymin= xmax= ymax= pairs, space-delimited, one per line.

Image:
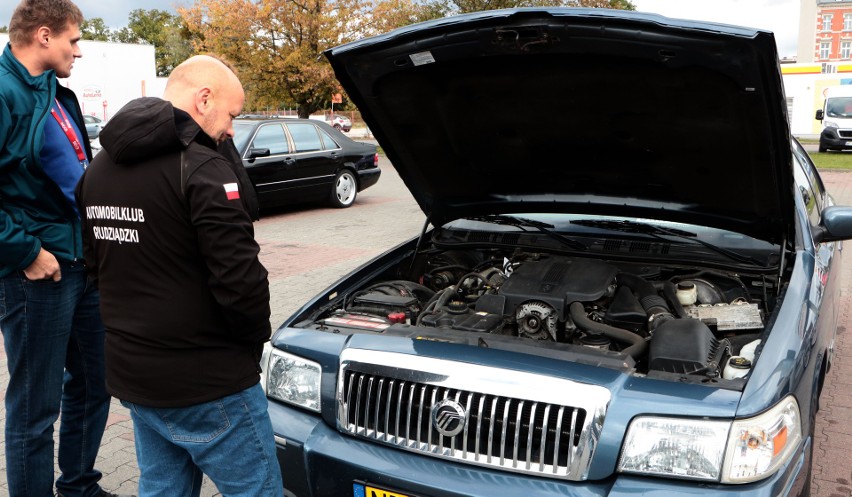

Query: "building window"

xmin=843 ymin=41 xmax=852 ymax=59
xmin=821 ymin=41 xmax=832 ymax=59
xmin=846 ymin=13 xmax=852 ymax=30
xmin=823 ymin=14 xmax=833 ymax=31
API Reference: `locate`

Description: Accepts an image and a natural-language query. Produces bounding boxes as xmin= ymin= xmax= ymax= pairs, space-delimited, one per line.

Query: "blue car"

xmin=259 ymin=8 xmax=852 ymax=497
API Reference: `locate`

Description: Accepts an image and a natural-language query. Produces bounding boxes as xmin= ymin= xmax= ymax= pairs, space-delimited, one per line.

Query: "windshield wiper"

xmin=571 ymin=219 xmax=767 ymax=266
xmin=465 ymin=215 xmax=586 ymax=251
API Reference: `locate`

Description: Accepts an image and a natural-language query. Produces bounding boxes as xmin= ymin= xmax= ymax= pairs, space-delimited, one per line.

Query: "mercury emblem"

xmin=431 ymin=398 xmax=466 ymax=437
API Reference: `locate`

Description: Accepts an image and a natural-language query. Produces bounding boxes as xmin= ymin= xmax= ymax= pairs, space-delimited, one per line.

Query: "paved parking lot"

xmin=0 ymin=158 xmax=850 ymax=496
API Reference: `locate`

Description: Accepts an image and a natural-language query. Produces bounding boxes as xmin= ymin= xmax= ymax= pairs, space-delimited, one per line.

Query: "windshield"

xmin=826 ymin=97 xmax=852 ymax=118
xmin=232 ymin=121 xmax=255 ymax=152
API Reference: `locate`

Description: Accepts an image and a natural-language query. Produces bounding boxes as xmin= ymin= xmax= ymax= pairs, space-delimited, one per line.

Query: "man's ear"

xmin=195 ymin=87 xmax=213 ymax=115
xmin=36 ymin=26 xmax=51 ymax=47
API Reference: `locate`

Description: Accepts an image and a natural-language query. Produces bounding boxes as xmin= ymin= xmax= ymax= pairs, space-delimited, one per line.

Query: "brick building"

xmin=815 ymin=0 xmax=852 ymax=62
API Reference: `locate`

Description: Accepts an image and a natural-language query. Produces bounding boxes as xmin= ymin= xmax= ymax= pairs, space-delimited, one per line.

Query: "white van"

xmin=815 ymin=84 xmax=852 ymax=151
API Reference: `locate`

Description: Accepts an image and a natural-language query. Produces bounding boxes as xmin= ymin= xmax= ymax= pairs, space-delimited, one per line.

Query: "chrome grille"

xmin=337 ymin=349 xmax=611 ymax=480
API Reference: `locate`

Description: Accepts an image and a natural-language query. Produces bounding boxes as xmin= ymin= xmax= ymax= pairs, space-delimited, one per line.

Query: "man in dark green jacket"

xmin=0 ymin=1 xmax=123 ymax=496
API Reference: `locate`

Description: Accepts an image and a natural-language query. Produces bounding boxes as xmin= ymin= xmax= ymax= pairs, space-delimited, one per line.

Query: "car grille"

xmin=337 ymin=349 xmax=611 ymax=480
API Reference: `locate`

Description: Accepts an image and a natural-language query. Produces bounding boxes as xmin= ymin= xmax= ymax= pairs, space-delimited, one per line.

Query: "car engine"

xmin=307 ymin=250 xmax=767 ymax=379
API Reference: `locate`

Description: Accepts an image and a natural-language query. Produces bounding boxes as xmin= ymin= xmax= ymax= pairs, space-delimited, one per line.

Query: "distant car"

xmin=329 ymin=114 xmax=352 ymax=132
xmin=83 ymin=114 xmax=104 ymax=139
xmin=232 ymin=118 xmax=379 ymax=209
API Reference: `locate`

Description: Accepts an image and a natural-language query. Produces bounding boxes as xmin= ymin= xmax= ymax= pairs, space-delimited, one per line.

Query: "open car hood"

xmin=325 ymin=8 xmax=794 ymax=244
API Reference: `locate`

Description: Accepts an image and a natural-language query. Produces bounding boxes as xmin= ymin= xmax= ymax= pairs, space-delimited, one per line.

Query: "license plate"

xmin=353 ymin=482 xmax=416 ymax=497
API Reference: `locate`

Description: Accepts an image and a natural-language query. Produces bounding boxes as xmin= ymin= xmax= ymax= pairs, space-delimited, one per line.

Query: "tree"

xmin=369 ymin=0 xmax=445 ymax=33
xmin=80 ymin=18 xmax=111 ymax=41
xmin=113 ymin=9 xmax=193 ymax=77
xmin=181 ymin=0 xmax=376 ymax=117
xmin=0 ymin=26 xmax=8 ymax=33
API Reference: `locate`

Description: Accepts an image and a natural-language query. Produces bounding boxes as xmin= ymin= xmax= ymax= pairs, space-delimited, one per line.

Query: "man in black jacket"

xmin=76 ymin=55 xmax=283 ymax=497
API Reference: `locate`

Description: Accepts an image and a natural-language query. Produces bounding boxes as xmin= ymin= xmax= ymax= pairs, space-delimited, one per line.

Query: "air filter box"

xmin=649 ymin=318 xmax=729 ymax=375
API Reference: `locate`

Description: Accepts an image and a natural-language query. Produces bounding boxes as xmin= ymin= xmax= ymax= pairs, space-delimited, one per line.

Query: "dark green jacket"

xmin=0 ymin=43 xmax=93 ymax=277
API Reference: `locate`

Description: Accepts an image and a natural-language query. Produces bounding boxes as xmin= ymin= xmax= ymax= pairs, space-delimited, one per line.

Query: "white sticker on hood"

xmin=409 ymin=51 xmax=436 ymax=66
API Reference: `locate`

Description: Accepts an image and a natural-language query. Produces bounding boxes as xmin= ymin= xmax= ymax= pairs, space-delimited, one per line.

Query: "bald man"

xmin=75 ymin=55 xmax=283 ymax=497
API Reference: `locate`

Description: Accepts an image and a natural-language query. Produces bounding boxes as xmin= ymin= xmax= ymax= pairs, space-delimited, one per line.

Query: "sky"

xmin=1 ymin=0 xmax=801 ymax=59
xmin=0 ymin=0 xmax=182 ymax=29
xmin=632 ymin=0 xmax=801 ymax=59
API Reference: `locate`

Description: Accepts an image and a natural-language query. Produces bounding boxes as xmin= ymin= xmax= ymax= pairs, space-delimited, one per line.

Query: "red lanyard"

xmin=50 ymin=98 xmax=87 ymax=164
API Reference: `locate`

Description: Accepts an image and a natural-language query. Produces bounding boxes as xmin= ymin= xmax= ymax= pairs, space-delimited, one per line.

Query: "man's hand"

xmin=23 ymin=248 xmax=61 ymax=281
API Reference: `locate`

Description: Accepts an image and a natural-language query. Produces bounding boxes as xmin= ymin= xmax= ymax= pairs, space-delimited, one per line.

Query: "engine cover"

xmin=498 ymin=257 xmax=618 ymax=320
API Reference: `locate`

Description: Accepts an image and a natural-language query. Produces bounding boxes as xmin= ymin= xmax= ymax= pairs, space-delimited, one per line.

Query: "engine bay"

xmin=302 ymin=249 xmax=773 ymax=381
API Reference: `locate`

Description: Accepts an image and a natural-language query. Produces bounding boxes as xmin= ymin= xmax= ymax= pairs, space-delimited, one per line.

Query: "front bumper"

xmin=269 ymin=400 xmax=811 ymax=497
xmin=819 ymin=127 xmax=852 ymax=150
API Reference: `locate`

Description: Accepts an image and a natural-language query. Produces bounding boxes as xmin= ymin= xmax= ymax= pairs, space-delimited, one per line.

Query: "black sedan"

xmin=232 ymin=118 xmax=380 ymax=209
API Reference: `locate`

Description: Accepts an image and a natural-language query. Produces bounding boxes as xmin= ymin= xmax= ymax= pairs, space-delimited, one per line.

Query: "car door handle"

xmin=284 ymin=157 xmax=296 ymax=166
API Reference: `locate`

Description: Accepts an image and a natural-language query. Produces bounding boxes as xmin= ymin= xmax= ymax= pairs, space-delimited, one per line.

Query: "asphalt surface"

xmin=0 ymin=149 xmax=850 ymax=496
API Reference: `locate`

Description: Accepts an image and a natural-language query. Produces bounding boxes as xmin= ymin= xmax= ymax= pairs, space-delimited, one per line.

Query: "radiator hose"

xmin=569 ymin=302 xmax=647 ymax=359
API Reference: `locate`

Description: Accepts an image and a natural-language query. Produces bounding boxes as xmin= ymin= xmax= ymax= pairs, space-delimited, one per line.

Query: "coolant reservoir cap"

xmin=675 ymin=281 xmax=698 ymax=306
xmin=728 ymin=356 xmax=752 ymax=369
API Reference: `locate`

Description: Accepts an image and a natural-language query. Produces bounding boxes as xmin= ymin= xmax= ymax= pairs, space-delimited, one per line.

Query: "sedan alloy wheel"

xmin=332 ymin=170 xmax=357 ymax=207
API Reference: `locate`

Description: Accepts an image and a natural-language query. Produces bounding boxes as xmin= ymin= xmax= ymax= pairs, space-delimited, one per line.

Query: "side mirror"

xmin=814 ymin=205 xmax=852 ymax=243
xmin=815 ymin=109 xmax=824 ymax=121
xmin=249 ymin=148 xmax=271 ymax=159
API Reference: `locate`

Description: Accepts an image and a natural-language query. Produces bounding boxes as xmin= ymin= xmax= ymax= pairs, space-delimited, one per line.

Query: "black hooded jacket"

xmin=76 ymin=97 xmax=270 ymax=408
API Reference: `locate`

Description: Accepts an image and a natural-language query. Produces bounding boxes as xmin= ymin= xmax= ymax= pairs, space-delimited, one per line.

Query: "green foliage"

xmin=80 ymin=18 xmax=111 ymax=41
xmin=112 ymin=9 xmax=192 ymax=77
xmin=0 ymin=25 xmax=8 ymax=33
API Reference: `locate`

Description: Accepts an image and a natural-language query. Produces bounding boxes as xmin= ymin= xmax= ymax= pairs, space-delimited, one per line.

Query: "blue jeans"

xmin=0 ymin=260 xmax=111 ymax=497
xmin=121 ymin=383 xmax=283 ymax=497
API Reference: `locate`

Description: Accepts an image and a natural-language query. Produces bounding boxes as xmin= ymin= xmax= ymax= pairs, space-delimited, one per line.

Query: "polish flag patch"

xmin=223 ymin=183 xmax=240 ymax=201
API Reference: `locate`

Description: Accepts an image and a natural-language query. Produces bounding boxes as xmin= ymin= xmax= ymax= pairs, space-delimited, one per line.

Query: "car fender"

xmin=337 ymin=164 xmax=359 ymax=182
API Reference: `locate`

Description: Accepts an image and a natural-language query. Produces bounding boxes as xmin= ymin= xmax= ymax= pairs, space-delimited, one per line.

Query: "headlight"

xmin=825 ymin=120 xmax=840 ymax=129
xmin=263 ymin=347 xmax=321 ymax=412
xmin=618 ymin=396 xmax=802 ymax=483
xmin=721 ymin=397 xmax=801 ymax=483
xmin=618 ymin=417 xmax=730 ymax=480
